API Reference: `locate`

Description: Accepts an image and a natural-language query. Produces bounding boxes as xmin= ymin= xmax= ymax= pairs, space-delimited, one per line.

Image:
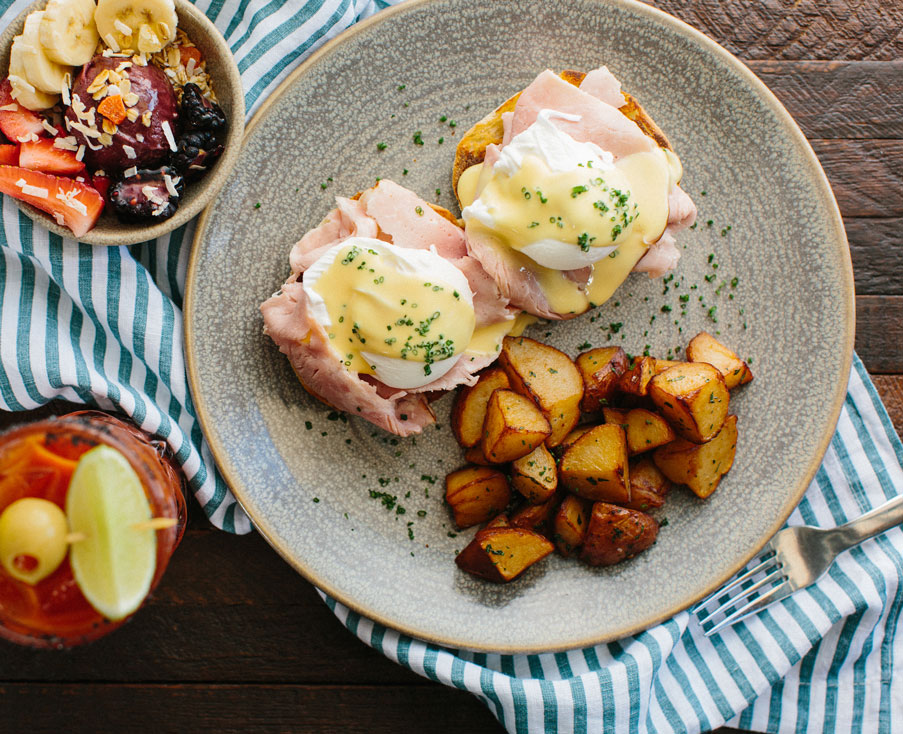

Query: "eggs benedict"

xmin=260 ymin=179 xmax=518 ymax=436
xmin=454 ymin=68 xmax=697 ymax=320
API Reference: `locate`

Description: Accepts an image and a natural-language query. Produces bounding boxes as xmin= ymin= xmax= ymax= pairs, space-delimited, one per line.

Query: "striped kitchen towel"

xmin=1 ymin=1 xmax=901 ymax=732
xmin=324 ymin=355 xmax=903 ymax=733
xmin=0 ymin=0 xmax=405 ymax=533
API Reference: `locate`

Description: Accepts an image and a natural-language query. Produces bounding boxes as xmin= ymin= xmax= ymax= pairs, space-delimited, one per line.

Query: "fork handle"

xmin=830 ymin=495 xmax=903 ymax=550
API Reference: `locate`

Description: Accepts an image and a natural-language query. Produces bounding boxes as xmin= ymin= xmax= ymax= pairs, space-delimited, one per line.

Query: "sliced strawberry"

xmin=0 ymin=165 xmax=104 ymax=238
xmin=19 ymin=138 xmax=85 ymax=175
xmin=0 ymin=79 xmax=46 ymax=143
xmin=0 ymin=145 xmax=18 ymax=166
xmin=91 ymin=173 xmax=111 ymax=200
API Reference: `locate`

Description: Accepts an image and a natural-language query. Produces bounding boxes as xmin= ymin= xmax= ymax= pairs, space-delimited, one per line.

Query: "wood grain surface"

xmin=1 ymin=1 xmax=901 ymax=732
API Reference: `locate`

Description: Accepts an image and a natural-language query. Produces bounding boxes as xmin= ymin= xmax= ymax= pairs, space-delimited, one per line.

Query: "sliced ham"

xmin=359 ymin=179 xmax=467 ymax=259
xmin=578 ymin=66 xmax=624 ymax=109
xmin=261 ymin=179 xmax=513 ymax=435
xmin=260 ymin=282 xmax=436 ymax=436
xmin=508 ymin=70 xmax=657 ymax=158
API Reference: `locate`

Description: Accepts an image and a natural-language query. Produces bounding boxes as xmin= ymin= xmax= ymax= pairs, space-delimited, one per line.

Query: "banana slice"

xmin=12 ymin=12 xmax=70 ymax=95
xmin=40 ymin=0 xmax=100 ymax=67
xmin=9 ymin=42 xmax=59 ymax=111
xmin=94 ymin=0 xmax=177 ymax=54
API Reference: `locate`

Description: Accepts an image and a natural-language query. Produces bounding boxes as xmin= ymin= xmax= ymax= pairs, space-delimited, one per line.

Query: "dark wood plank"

xmin=846 ymin=218 xmax=903 ymax=296
xmin=856 ymin=295 xmax=903 ymax=373
xmin=872 ymin=375 xmax=903 ymax=438
xmin=746 ymin=61 xmax=903 ymax=139
xmin=651 ymin=1 xmax=903 ymax=61
xmin=0 ymin=529 xmax=422 ymax=684
xmin=812 ymin=140 xmax=903 ymax=218
xmin=0 ymin=683 xmax=505 ymax=734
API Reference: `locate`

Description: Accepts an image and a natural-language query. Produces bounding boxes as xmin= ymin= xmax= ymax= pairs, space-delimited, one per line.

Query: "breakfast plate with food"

xmin=184 ymin=0 xmax=853 ymax=652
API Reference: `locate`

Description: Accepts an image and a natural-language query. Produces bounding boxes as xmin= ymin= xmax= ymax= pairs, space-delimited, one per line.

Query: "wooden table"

xmin=1 ymin=1 xmax=901 ymax=731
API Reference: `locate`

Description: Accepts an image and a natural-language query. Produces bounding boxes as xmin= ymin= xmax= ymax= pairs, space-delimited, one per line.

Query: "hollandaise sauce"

xmin=459 ymin=112 xmax=682 ymax=316
xmin=303 ymin=238 xmax=478 ymax=388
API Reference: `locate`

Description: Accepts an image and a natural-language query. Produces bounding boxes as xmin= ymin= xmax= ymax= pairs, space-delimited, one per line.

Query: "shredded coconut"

xmin=123 ymin=166 xmax=138 ymax=178
xmin=75 ymin=145 xmax=85 ymax=162
xmin=113 ymin=19 xmax=132 ymax=36
xmin=69 ymin=120 xmax=101 ymax=139
xmin=16 ymin=179 xmax=49 ymax=198
xmin=161 ymin=120 xmax=177 ymax=151
xmin=185 ymin=58 xmax=196 ymax=76
xmin=56 ymin=189 xmax=88 ymax=216
xmin=104 ymin=33 xmax=120 ymax=52
xmin=42 ymin=119 xmax=58 ymax=136
xmin=53 ymin=212 xmax=66 ymax=226
xmin=123 ymin=145 xmax=137 ymax=159
xmin=0 ymin=104 xmax=18 ymax=112
xmin=163 ymin=173 xmax=179 ymax=197
xmin=135 ymin=133 xmax=144 ymax=142
xmin=53 ymin=137 xmax=79 ymax=152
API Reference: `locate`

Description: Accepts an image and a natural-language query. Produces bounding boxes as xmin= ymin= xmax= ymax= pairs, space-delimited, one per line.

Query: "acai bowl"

xmin=0 ymin=0 xmax=243 ymax=245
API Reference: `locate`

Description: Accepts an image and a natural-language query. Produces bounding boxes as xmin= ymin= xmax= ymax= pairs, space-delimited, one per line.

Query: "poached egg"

xmin=458 ymin=109 xmax=682 ymax=315
xmin=303 ymin=237 xmax=507 ymax=389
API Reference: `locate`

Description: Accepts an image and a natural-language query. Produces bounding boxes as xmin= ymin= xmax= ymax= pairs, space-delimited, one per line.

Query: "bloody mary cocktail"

xmin=0 ymin=411 xmax=186 ymax=648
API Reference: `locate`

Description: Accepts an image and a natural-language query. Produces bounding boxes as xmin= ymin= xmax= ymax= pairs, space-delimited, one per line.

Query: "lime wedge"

xmin=66 ymin=445 xmax=156 ymax=621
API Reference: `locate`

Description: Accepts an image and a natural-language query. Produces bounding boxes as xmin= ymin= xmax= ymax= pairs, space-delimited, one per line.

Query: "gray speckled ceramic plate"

xmin=184 ymin=0 xmax=853 ymax=652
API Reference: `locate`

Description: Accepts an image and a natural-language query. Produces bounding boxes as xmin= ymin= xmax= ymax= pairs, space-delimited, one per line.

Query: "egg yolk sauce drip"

xmin=302 ymin=238 xmax=479 ymax=389
xmin=459 ymin=110 xmax=682 ymax=316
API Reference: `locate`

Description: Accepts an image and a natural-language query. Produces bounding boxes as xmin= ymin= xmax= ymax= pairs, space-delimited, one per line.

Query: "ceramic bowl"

xmin=0 ymin=0 xmax=244 ymax=245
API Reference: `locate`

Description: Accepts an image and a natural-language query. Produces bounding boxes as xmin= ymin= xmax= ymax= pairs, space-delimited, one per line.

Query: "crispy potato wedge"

xmin=463 ymin=444 xmax=491 ymax=466
xmin=481 ymin=389 xmax=552 ymax=463
xmin=451 ymin=367 xmax=511 ymax=447
xmin=649 ymin=363 xmax=729 ymax=443
xmin=618 ymin=356 xmax=656 ymax=396
xmin=623 ymin=456 xmax=672 ymax=511
xmin=445 ymin=465 xmax=512 ymax=529
xmin=552 ymin=494 xmax=591 ymax=556
xmin=485 ymin=514 xmax=511 ymax=530
xmin=581 ymin=502 xmax=659 ymax=566
xmin=686 ymin=332 xmax=754 ymax=389
xmin=455 ymin=527 xmax=554 ymax=583
xmin=559 ymin=424 xmax=630 ymax=503
xmin=498 ymin=336 xmax=584 ymax=447
xmin=576 ymin=347 xmax=628 ymax=413
xmin=510 ymin=492 xmax=560 ymax=531
xmin=653 ymin=414 xmax=738 ymax=498
xmin=510 ymin=443 xmax=558 ymax=503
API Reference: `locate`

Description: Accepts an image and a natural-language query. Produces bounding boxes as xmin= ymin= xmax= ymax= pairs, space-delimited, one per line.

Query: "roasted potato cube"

xmin=686 ymin=332 xmax=753 ymax=389
xmin=455 ymin=527 xmax=554 ymax=583
xmin=618 ymin=356 xmax=656 ymax=396
xmin=580 ymin=502 xmax=659 ymax=566
xmin=498 ymin=336 xmax=584 ymax=446
xmin=623 ymin=456 xmax=671 ymax=511
xmin=445 ymin=465 xmax=512 ymax=529
xmin=576 ymin=347 xmax=628 ymax=412
xmin=559 ymin=424 xmax=630 ymax=503
xmin=653 ymin=414 xmax=738 ymax=498
xmin=510 ymin=443 xmax=558 ymax=503
xmin=649 ymin=363 xmax=729 ymax=443
xmin=601 ymin=406 xmax=628 ymax=428
xmin=463 ymin=444 xmax=491 ymax=466
xmin=654 ymin=359 xmax=687 ymax=375
xmin=510 ymin=492 xmax=560 ymax=530
xmin=621 ymin=408 xmax=676 ymax=455
xmin=556 ymin=425 xmax=595 ymax=455
xmin=481 ymin=389 xmax=551 ymax=463
xmin=484 ymin=513 xmax=511 ymax=530
xmin=451 ymin=367 xmax=511 ymax=447
xmin=552 ymin=494 xmax=591 ymax=556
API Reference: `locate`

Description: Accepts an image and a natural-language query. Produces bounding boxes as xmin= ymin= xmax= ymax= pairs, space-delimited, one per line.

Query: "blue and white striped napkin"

xmin=1 ymin=2 xmax=901 ymax=732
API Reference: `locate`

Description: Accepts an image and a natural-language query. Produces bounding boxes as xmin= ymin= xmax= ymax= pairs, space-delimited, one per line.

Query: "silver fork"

xmin=694 ymin=495 xmax=903 ymax=636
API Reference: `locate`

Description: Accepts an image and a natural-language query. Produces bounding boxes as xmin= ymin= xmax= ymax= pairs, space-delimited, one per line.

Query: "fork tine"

xmin=702 ymin=582 xmax=790 ymax=637
xmin=694 ymin=566 xmax=785 ymax=626
xmin=691 ymin=553 xmax=777 ymax=614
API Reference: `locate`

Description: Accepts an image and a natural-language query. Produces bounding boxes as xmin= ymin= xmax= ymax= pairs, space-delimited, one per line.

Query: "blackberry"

xmin=169 ymin=130 xmax=224 ymax=181
xmin=109 ymin=167 xmax=185 ymax=222
xmin=180 ymin=83 xmax=227 ymax=134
